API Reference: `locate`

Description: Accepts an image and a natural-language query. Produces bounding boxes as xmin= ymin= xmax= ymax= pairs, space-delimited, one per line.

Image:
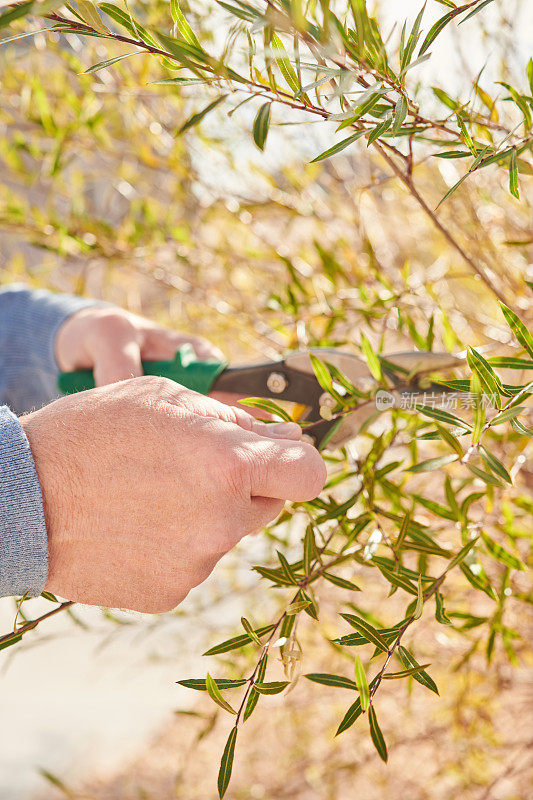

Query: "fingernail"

xmin=267 ymin=421 xmax=302 ymax=438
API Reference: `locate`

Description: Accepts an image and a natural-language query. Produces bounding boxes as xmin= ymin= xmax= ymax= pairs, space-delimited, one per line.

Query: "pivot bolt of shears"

xmin=267 ymin=372 xmax=288 ymax=393
xmin=319 ymin=392 xmax=336 ymax=409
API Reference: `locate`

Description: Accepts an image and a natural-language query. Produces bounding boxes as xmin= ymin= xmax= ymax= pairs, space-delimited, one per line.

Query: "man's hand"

xmin=55 ymin=306 xmax=224 ymax=386
xmin=20 ymin=378 xmax=326 ymax=613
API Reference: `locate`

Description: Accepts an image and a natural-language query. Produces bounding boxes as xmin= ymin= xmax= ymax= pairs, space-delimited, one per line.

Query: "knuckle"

xmin=136 ymin=374 xmax=174 ymax=395
xmin=94 ymin=310 xmax=134 ymax=338
xmin=225 ymin=446 xmax=251 ymax=493
xmin=233 ymin=409 xmax=255 ymax=432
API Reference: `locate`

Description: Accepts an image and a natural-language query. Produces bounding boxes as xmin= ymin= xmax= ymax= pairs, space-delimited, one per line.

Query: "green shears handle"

xmin=57 ymin=343 xmax=228 ymax=396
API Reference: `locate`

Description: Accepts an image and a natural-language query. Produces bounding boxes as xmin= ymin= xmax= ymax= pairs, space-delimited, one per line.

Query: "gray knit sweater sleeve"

xmin=0 ymin=284 xmax=100 ymax=597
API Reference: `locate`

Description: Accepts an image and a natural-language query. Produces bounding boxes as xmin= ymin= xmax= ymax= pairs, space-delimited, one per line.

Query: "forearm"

xmin=0 ymin=406 xmax=48 ymax=597
xmin=0 ymin=284 xmax=101 ymax=415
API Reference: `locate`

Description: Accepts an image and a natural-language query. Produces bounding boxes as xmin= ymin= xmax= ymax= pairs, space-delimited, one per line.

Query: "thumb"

xmin=92 ymin=334 xmax=143 ymax=386
xmin=248 ymin=438 xmax=327 ymax=502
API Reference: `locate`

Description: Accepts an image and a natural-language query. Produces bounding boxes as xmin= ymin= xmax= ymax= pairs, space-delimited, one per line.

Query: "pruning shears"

xmin=58 ymin=345 xmax=463 ymax=449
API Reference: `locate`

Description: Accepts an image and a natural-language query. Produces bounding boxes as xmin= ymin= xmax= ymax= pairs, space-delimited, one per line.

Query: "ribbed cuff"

xmin=0 ymin=284 xmax=107 ymax=415
xmin=0 ymin=406 xmax=48 ymax=597
xmin=3 ymin=284 xmax=103 ymax=377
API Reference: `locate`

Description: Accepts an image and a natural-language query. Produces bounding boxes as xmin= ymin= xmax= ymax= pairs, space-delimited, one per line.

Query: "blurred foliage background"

xmin=0 ymin=0 xmax=532 ymax=798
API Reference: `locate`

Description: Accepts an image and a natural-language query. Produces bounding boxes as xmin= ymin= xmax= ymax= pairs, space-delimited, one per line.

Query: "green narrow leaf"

xmin=418 ymin=9 xmax=456 ymax=56
xmin=406 ymin=453 xmax=459 ymax=473
xmin=466 ymin=462 xmax=503 ymax=487
xmin=323 ymin=572 xmax=361 ymax=591
xmin=244 ymin=654 xmax=267 ymax=721
xmin=509 ymin=149 xmax=520 ymax=198
xmin=77 ymin=0 xmax=110 ymax=33
xmin=413 ymin=493 xmax=457 ymax=521
xmin=383 ymin=663 xmax=432 ymax=680
xmin=206 ymin=673 xmax=237 ymax=714
xmin=480 ymin=532 xmax=526 ymax=570
xmin=397 ymin=646 xmax=439 ymax=694
xmin=0 ymin=632 xmax=23 ymax=651
xmin=336 ymin=697 xmax=363 ymax=735
xmin=460 ymin=563 xmax=497 ymax=599
xmin=368 ymin=706 xmax=388 ymax=762
xmin=500 ymin=303 xmax=533 ymax=359
xmin=432 ymin=86 xmax=458 ymax=110
xmin=456 ymin=114 xmax=477 ymax=156
xmin=471 ymin=372 xmax=485 ymax=443
xmin=170 ymin=0 xmax=201 ymax=47
xmin=286 ymin=599 xmax=311 ymax=614
xmin=527 ymin=57 xmax=533 ymax=95
xmin=510 ymin=417 xmax=533 ymax=436
xmin=100 ymin=3 xmax=159 ymax=47
xmin=435 ymin=172 xmax=469 ymax=208
xmin=394 ymin=510 xmax=410 ymax=554
xmin=305 ymin=673 xmax=357 ymax=690
xmin=82 ymin=51 xmax=139 ymax=74
xmin=401 ymin=3 xmax=425 ymax=70
xmin=241 ymin=617 xmax=261 ymax=644
xmin=254 ymin=566 xmax=296 ymax=586
xmin=367 ymin=116 xmax=392 ymax=145
xmin=277 ymin=551 xmax=299 ymax=584
xmin=0 ymin=1 xmax=33 ymax=30
xmin=360 ymin=333 xmax=382 ymax=380
xmin=303 ymin=525 xmax=318 ymax=574
xmin=413 ymin=575 xmax=424 ymax=619
xmin=392 ymin=95 xmax=408 ymax=135
xmin=479 ymin=445 xmax=512 ymax=483
xmin=0 ymin=0 xmax=65 ymax=29
xmin=446 ymin=537 xmax=478 ymax=572
xmin=435 ymin=423 xmax=464 ymax=457
xmin=309 ymin=352 xmax=334 ymax=394
xmin=354 ymin=655 xmax=370 ymax=711
xmin=318 ymin=417 xmax=345 ymax=452
xmin=488 ymin=357 xmax=533 ymax=370
xmin=216 ymin=0 xmax=258 ymax=22
xmin=239 ymin=397 xmax=293 ymax=422
xmin=271 ymin=32 xmax=300 ymax=93
xmin=338 ymin=88 xmax=387 ymax=128
xmin=310 ymin=129 xmax=366 ymax=163
xmin=467 ymin=347 xmax=502 ymax=408
xmin=302 ymin=588 xmax=319 ymax=620
xmin=340 ymin=614 xmax=390 ymax=652
xmin=253 ymin=102 xmax=271 ymax=151
xmin=415 ymin=403 xmax=471 ymax=429
xmin=218 ymin=726 xmax=238 ymax=798
xmin=254 ymin=681 xmax=289 ymax=695
xmin=178 ymin=94 xmax=227 ymax=135
xmin=177 ymin=678 xmax=247 ymax=691
xmin=435 ymin=591 xmax=451 ymax=624
xmin=38 ymin=769 xmax=72 ymax=795
xmin=375 ymin=563 xmax=418 ymax=595
xmin=433 ymin=150 xmax=471 ymax=159
xmin=459 ymin=0 xmax=495 ymax=23
xmin=203 ymin=624 xmax=275 ymax=656
xmin=492 ymin=405 xmax=527 ymax=425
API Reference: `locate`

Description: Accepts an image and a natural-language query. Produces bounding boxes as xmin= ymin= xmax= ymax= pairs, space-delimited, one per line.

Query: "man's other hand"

xmin=55 ymin=306 xmax=224 ymax=386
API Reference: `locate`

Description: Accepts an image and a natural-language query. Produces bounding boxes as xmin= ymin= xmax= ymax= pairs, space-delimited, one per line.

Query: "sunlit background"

xmin=0 ymin=0 xmax=532 ymax=798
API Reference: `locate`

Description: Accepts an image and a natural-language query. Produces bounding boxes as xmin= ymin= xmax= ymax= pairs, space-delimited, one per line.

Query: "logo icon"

xmin=375 ymin=390 xmax=395 ymax=411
